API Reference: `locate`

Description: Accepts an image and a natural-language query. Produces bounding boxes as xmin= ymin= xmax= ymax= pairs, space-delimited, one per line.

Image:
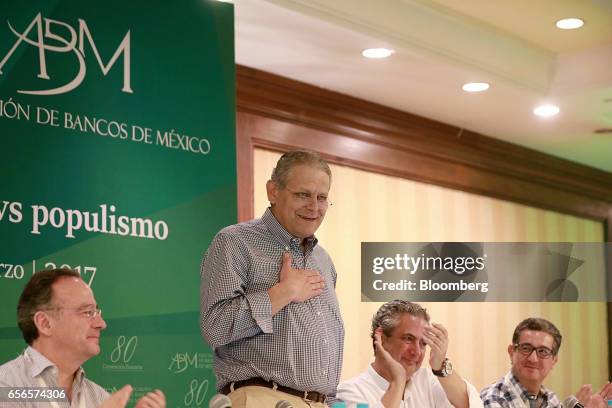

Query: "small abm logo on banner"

xmin=168 ymin=352 xmax=212 ymax=374
xmin=0 ymin=12 xmax=132 ymax=96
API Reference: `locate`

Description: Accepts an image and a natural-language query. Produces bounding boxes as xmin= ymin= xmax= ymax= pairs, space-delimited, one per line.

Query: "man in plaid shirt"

xmin=480 ymin=317 xmax=611 ymax=408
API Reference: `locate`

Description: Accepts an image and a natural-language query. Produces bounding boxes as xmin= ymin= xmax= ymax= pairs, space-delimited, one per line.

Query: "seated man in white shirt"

xmin=337 ymin=300 xmax=483 ymax=408
xmin=0 ymin=268 xmax=165 ymax=408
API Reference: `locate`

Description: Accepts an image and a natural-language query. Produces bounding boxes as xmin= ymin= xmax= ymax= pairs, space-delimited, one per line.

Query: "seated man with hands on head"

xmin=0 ymin=268 xmax=166 ymax=408
xmin=337 ymin=300 xmax=483 ymax=408
xmin=480 ymin=317 xmax=612 ymax=408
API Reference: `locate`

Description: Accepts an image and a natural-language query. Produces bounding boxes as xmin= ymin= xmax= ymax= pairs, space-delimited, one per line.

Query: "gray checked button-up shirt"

xmin=200 ymin=208 xmax=345 ymax=396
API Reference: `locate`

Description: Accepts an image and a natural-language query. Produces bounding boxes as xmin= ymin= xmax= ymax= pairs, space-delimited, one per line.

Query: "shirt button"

xmin=317 ymin=311 xmax=321 ymax=316
xmin=323 ymin=370 xmax=327 ymax=375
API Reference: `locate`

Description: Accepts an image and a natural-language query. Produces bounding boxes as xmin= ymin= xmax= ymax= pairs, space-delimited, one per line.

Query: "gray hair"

xmin=270 ymin=150 xmax=331 ymax=189
xmin=371 ymin=300 xmax=430 ymax=352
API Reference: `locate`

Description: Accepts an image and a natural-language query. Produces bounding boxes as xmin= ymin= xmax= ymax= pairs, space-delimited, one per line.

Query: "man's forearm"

xmin=438 ymin=372 xmax=469 ymax=408
xmin=381 ymin=379 xmax=405 ymax=408
xmin=200 ymin=293 xmax=270 ymax=349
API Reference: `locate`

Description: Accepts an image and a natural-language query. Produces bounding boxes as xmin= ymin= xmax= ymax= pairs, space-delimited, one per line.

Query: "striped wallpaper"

xmin=253 ymin=148 xmax=609 ymax=398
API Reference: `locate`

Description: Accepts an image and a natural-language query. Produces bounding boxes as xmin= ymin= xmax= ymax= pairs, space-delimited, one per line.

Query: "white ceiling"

xmin=233 ymin=0 xmax=612 ymax=173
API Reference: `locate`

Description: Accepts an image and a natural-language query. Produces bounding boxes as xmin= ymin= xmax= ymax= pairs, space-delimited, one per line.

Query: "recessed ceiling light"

xmin=555 ymin=18 xmax=584 ymax=30
xmin=462 ymin=82 xmax=490 ymax=92
xmin=533 ymin=104 xmax=560 ymax=117
xmin=361 ymin=48 xmax=394 ymax=59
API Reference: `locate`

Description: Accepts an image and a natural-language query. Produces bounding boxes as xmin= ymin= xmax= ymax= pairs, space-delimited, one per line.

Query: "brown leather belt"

xmin=220 ymin=378 xmax=327 ymax=403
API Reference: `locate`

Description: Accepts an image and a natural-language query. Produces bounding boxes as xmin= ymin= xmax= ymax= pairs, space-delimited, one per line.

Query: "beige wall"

xmin=254 ymin=148 xmax=609 ymax=397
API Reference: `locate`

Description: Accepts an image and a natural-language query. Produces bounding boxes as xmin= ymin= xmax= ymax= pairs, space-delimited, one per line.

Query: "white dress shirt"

xmin=337 ymin=363 xmax=483 ymax=408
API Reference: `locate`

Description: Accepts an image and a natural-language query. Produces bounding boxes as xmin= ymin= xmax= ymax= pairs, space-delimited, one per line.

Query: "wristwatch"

xmin=432 ymin=358 xmax=453 ymax=377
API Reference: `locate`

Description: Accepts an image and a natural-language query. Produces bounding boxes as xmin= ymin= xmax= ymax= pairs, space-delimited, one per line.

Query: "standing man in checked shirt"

xmin=200 ymin=150 xmax=344 ymax=408
xmin=480 ymin=317 xmax=611 ymax=408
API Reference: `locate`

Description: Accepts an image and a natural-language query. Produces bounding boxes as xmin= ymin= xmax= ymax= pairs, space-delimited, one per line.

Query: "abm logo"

xmin=0 ymin=13 xmax=132 ymax=96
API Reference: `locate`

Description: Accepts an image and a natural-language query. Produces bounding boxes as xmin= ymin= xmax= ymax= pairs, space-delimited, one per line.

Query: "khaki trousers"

xmin=228 ymin=385 xmax=328 ymax=408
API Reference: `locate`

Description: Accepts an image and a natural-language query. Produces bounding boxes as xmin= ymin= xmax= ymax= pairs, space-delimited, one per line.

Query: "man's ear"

xmin=266 ymin=180 xmax=279 ymax=205
xmin=376 ymin=328 xmax=387 ymax=344
xmin=551 ymin=354 xmax=558 ymax=367
xmin=507 ymin=344 xmax=514 ymax=360
xmin=373 ymin=327 xmax=384 ymax=355
xmin=32 ymin=311 xmax=53 ymax=337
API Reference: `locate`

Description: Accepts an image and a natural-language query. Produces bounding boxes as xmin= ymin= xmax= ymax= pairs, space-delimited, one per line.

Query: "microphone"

xmin=209 ymin=394 xmax=232 ymax=408
xmin=563 ymin=395 xmax=584 ymax=408
xmin=275 ymin=401 xmax=293 ymax=408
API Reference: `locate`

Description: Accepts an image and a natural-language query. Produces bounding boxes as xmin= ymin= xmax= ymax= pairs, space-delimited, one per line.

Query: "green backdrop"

xmin=0 ymin=1 xmax=235 ymax=406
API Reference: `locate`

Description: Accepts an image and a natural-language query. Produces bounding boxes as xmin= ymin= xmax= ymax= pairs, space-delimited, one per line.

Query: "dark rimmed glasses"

xmin=514 ymin=343 xmax=554 ymax=359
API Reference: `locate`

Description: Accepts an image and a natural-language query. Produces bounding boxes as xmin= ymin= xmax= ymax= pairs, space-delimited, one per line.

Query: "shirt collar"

xmin=508 ymin=371 xmax=554 ymax=403
xmin=262 ymin=208 xmax=318 ymax=250
xmin=25 ymin=346 xmax=86 ymax=384
xmin=368 ymin=363 xmax=390 ymax=391
xmin=25 ymin=346 xmax=55 ymax=378
xmin=368 ymin=363 xmax=416 ymax=399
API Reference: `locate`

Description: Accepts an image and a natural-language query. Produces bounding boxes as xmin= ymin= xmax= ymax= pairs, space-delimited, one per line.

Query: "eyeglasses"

xmin=514 ymin=343 xmax=554 ymax=359
xmin=42 ymin=306 xmax=103 ymax=320
xmin=286 ymin=189 xmax=333 ymax=208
